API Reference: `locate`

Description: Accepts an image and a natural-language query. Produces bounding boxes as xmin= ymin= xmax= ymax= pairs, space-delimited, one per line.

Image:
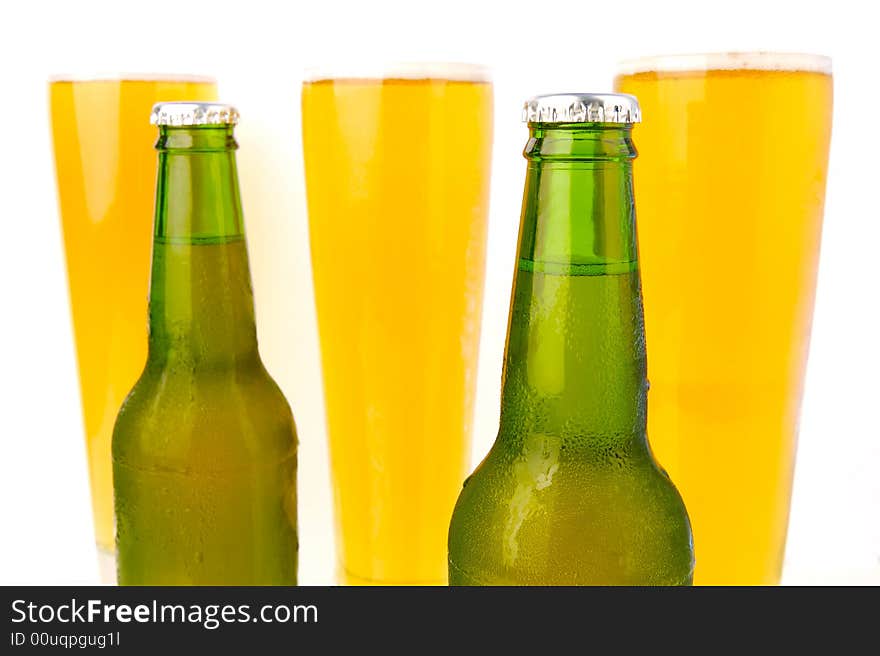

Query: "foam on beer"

xmin=617 ymin=52 xmax=831 ymax=75
xmin=49 ymin=73 xmax=216 ymax=83
xmin=303 ymin=62 xmax=491 ymax=83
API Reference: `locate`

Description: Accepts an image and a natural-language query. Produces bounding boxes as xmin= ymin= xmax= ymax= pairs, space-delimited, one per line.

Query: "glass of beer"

xmin=50 ymin=75 xmax=218 ymax=580
xmin=614 ymin=53 xmax=833 ymax=584
xmin=301 ymin=63 xmax=493 ymax=585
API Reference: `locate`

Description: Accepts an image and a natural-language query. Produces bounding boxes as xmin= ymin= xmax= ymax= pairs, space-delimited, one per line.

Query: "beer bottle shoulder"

xmin=111 ymin=358 xmax=296 ymax=471
xmin=448 ymin=434 xmax=694 ymax=585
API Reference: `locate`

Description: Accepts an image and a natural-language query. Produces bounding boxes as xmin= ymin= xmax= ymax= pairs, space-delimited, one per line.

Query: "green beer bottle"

xmin=448 ymin=94 xmax=694 ymax=585
xmin=112 ymin=103 xmax=298 ymax=585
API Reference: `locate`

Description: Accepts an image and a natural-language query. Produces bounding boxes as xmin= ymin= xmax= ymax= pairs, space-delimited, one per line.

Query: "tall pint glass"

xmin=615 ymin=53 xmax=833 ymax=584
xmin=50 ymin=75 xmax=218 ymax=578
xmin=302 ymin=64 xmax=493 ymax=585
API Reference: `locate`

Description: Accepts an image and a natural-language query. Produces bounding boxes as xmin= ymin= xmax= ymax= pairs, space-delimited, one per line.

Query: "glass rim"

xmin=303 ymin=61 xmax=492 ymax=83
xmin=616 ymin=52 xmax=832 ymax=76
xmin=48 ymin=72 xmax=217 ymax=84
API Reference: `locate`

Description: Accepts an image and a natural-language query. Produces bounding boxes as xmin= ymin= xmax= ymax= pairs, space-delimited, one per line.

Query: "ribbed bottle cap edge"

xmin=150 ymin=102 xmax=239 ymax=126
xmin=523 ymin=93 xmax=641 ymax=124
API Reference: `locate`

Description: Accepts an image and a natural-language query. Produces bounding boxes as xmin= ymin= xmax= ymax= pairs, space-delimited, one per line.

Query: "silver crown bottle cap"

xmin=150 ymin=102 xmax=240 ymax=127
xmin=522 ymin=93 xmax=641 ymax=124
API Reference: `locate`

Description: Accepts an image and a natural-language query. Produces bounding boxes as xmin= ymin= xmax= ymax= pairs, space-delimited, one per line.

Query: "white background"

xmin=0 ymin=0 xmax=877 ymax=585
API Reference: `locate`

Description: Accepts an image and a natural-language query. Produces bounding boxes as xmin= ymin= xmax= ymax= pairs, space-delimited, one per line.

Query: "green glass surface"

xmin=112 ymin=124 xmax=298 ymax=585
xmin=448 ymin=123 xmax=694 ymax=585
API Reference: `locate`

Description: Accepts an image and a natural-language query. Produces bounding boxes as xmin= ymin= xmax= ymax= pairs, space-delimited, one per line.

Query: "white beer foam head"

xmin=49 ymin=73 xmax=216 ymax=84
xmin=303 ymin=62 xmax=491 ymax=83
xmin=617 ymin=52 xmax=832 ymax=76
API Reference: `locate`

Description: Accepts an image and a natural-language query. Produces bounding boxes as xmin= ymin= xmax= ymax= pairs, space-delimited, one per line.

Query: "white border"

xmin=617 ymin=52 xmax=832 ymax=76
xmin=303 ymin=62 xmax=491 ymax=83
xmin=48 ymin=72 xmax=216 ymax=84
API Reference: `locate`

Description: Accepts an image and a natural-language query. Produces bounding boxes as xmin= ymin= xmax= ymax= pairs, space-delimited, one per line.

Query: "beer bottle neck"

xmin=498 ymin=124 xmax=649 ymax=449
xmin=147 ymin=126 xmax=258 ymax=365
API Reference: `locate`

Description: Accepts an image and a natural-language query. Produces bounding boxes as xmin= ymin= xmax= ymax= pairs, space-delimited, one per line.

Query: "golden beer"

xmin=50 ymin=76 xmax=217 ymax=571
xmin=302 ymin=65 xmax=493 ymax=584
xmin=615 ymin=54 xmax=833 ymax=584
